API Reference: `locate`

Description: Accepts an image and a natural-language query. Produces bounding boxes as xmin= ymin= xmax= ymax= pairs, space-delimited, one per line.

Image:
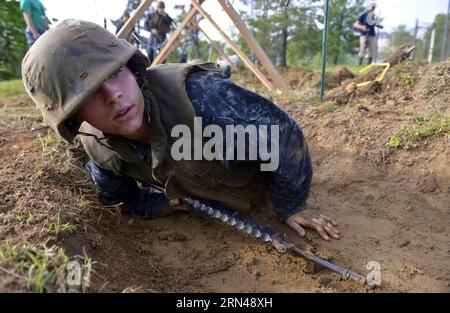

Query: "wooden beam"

xmin=190 ymin=19 xmax=239 ymax=72
xmin=190 ymin=0 xmax=275 ymax=91
xmin=218 ymin=1 xmax=289 ymax=92
xmin=117 ymin=0 xmax=154 ymax=39
xmin=151 ymin=1 xmax=205 ymax=66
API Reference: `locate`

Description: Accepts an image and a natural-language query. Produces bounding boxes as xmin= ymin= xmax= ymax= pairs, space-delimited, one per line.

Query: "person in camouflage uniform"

xmin=146 ymin=1 xmax=174 ymax=63
xmin=22 ymin=19 xmax=341 ymax=241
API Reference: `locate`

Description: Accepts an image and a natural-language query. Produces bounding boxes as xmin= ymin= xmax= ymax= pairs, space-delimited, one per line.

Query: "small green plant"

xmin=390 ymin=63 xmax=415 ymax=89
xmin=0 ymin=241 xmax=93 ymax=293
xmin=49 ymin=208 xmax=77 ymax=237
xmin=39 ymin=133 xmax=76 ymax=173
xmin=15 ymin=213 xmax=24 ymax=224
xmin=403 ymin=74 xmax=415 ymax=88
xmin=424 ymin=77 xmax=436 ymax=93
xmin=317 ymin=100 xmax=334 ymax=112
xmin=40 ymin=133 xmax=65 ymax=155
xmin=388 ymin=112 xmax=450 ymax=149
xmin=27 ymin=212 xmax=33 ymax=224
xmin=15 ymin=212 xmax=33 ymax=225
xmin=66 ymin=187 xmax=91 ymax=209
xmin=0 ymin=241 xmax=68 ymax=293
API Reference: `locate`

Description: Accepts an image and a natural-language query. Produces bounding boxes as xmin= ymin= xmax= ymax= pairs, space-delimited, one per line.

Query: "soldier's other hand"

xmin=169 ymin=198 xmax=188 ymax=211
xmin=285 ymin=211 xmax=341 ymax=241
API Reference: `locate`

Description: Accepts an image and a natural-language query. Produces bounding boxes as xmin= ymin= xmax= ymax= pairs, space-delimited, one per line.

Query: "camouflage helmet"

xmin=22 ymin=19 xmax=149 ymax=143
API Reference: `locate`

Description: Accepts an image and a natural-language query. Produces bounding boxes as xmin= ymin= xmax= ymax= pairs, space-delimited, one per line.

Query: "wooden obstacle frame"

xmin=117 ymin=0 xmax=288 ymax=93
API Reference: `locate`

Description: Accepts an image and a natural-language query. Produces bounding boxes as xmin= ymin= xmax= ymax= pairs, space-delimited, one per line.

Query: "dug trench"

xmin=0 ymin=60 xmax=448 ymax=292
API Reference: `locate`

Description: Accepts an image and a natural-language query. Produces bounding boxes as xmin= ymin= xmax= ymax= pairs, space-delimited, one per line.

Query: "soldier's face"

xmin=77 ymin=66 xmax=145 ymax=137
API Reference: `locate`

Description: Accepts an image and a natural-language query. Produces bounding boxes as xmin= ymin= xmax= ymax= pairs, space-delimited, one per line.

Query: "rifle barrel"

xmin=149 ymin=184 xmax=366 ymax=285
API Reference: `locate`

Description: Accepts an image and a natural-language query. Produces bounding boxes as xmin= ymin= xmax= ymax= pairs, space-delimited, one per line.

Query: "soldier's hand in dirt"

xmin=286 ymin=211 xmax=341 ymax=241
xmin=159 ymin=198 xmax=188 ymax=217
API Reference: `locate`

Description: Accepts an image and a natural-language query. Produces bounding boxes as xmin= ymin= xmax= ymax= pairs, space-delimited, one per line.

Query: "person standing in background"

xmin=354 ymin=3 xmax=379 ymax=66
xmin=20 ymin=0 xmax=49 ymax=48
xmin=146 ymin=1 xmax=174 ymax=63
xmin=115 ymin=11 xmax=130 ymax=35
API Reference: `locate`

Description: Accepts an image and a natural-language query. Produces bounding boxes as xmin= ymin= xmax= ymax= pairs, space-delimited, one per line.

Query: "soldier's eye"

xmin=109 ymin=67 xmax=123 ymax=79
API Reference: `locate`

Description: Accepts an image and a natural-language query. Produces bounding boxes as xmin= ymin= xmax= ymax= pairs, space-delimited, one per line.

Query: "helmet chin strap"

xmin=76 ymin=131 xmax=122 ymax=154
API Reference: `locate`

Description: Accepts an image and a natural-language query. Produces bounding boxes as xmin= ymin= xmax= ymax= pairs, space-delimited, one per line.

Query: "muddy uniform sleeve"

xmin=186 ymin=71 xmax=313 ymax=222
xmin=85 ymin=160 xmax=168 ymax=219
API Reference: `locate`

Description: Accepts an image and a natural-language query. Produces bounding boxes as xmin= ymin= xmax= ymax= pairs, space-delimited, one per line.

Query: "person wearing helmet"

xmin=146 ymin=1 xmax=174 ymax=63
xmin=354 ymin=3 xmax=381 ymax=66
xmin=115 ymin=11 xmax=130 ymax=35
xmin=22 ymin=19 xmax=341 ymax=242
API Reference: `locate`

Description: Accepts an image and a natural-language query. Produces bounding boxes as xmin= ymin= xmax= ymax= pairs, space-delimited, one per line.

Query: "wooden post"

xmin=190 ymin=19 xmax=239 ymax=72
xmin=218 ymin=0 xmax=289 ymax=92
xmin=151 ymin=2 xmax=205 ymax=66
xmin=117 ymin=0 xmax=154 ymax=39
xmin=190 ymin=0 xmax=275 ymax=91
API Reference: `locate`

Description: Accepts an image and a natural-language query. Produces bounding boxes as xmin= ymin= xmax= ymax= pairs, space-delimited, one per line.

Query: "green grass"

xmin=388 ymin=112 xmax=450 ymax=149
xmin=0 ymin=240 xmax=92 ymax=293
xmin=0 ymin=241 xmax=68 ymax=292
xmin=317 ymin=100 xmax=335 ymax=112
xmin=0 ymin=79 xmax=27 ymax=101
xmin=391 ymin=61 xmax=415 ymax=89
xmin=48 ymin=207 xmax=77 ymax=238
xmin=15 ymin=212 xmax=33 ymax=225
xmin=40 ymin=133 xmax=66 ymax=154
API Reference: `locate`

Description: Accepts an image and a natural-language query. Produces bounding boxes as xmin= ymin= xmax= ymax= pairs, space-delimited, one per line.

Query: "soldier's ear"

xmin=64 ymin=115 xmax=83 ymax=138
xmin=68 ymin=113 xmax=84 ymax=125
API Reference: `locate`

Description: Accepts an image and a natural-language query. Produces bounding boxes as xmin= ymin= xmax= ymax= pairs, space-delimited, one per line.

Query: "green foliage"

xmin=48 ymin=207 xmax=77 ymax=238
xmin=0 ymin=0 xmax=28 ymax=80
xmin=387 ymin=24 xmax=414 ymax=52
xmin=325 ymin=0 xmax=365 ymax=65
xmin=388 ymin=112 xmax=450 ymax=149
xmin=287 ymin=3 xmax=322 ymax=65
xmin=419 ymin=14 xmax=450 ymax=62
xmin=0 ymin=240 xmax=93 ymax=292
xmin=391 ymin=62 xmax=415 ymax=89
xmin=0 ymin=241 xmax=69 ymax=292
xmin=239 ymin=0 xmax=365 ymax=67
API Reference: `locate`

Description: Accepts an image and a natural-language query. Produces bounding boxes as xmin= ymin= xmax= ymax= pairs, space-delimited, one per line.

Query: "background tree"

xmin=421 ymin=14 xmax=450 ymax=61
xmin=0 ymin=0 xmax=28 ymax=80
xmin=326 ymin=0 xmax=365 ymax=65
xmin=388 ymin=25 xmax=414 ymax=50
xmin=239 ymin=0 xmax=366 ymax=67
xmin=287 ymin=2 xmax=321 ymax=66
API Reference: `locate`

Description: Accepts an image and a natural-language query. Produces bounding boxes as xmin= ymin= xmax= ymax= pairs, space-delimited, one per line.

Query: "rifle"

xmin=150 ymin=184 xmax=366 ymax=285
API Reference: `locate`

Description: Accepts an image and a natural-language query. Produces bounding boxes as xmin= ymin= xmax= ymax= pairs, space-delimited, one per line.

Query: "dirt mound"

xmin=0 ymin=96 xmax=31 ymax=108
xmin=286 ymin=67 xmax=355 ymax=91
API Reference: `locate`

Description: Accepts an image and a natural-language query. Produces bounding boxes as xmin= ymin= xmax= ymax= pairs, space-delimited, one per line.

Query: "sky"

xmin=375 ymin=0 xmax=449 ymax=34
xmin=39 ymin=0 xmax=450 ymax=41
